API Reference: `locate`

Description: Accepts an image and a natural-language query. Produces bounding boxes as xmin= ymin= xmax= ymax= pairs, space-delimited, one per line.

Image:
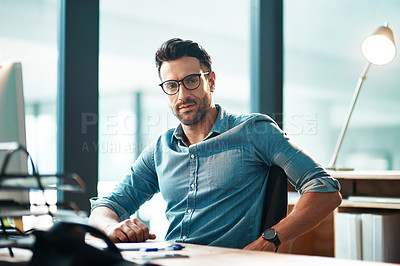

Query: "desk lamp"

xmin=328 ymin=23 xmax=396 ymax=170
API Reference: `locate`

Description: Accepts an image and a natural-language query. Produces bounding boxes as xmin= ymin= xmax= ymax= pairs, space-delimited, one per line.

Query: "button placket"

xmin=182 ymin=147 xmax=198 ymax=240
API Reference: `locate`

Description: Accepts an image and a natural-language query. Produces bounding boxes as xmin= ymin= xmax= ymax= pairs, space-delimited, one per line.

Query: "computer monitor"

xmin=0 ymin=61 xmax=29 ymax=204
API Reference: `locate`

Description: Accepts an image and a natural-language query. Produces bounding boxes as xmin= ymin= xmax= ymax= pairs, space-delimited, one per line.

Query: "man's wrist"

xmin=259 ymin=237 xmax=277 ymax=252
xmin=262 ymin=228 xmax=281 ymax=252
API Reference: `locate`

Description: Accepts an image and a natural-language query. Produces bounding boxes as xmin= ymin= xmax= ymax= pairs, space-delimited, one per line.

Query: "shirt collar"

xmin=172 ymin=104 xmax=230 ymax=143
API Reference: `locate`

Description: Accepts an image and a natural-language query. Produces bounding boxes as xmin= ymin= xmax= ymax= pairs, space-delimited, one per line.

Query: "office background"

xmin=1 ymin=0 xmax=399 ymax=238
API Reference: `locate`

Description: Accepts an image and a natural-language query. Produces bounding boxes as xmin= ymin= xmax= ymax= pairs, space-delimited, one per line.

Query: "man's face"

xmin=159 ymin=56 xmax=215 ymax=126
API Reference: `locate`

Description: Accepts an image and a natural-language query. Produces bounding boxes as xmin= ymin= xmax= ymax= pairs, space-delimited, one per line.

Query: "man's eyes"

xmin=185 ymin=77 xmax=197 ymax=84
xmin=165 ymin=82 xmax=177 ymax=89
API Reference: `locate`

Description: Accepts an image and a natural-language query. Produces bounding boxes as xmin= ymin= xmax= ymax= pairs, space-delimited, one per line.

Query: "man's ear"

xmin=209 ymin=71 xmax=216 ymax=92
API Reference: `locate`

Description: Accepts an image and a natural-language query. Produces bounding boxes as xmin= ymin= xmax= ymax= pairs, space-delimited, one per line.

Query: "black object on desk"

xmin=30 ymin=221 xmax=139 ymax=266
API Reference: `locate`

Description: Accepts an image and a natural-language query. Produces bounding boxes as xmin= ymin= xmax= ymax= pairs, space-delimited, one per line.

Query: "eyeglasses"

xmin=159 ymin=72 xmax=210 ymax=95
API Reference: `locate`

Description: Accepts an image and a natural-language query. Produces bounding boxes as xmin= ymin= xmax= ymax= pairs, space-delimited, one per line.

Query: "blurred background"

xmin=1 ymin=0 xmax=399 ymax=238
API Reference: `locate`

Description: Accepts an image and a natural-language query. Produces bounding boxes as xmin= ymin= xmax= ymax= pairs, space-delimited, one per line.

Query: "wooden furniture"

xmin=280 ymin=170 xmax=400 ymax=258
xmin=332 ymin=170 xmax=400 ymax=211
xmin=2 ymin=240 xmax=400 ymax=266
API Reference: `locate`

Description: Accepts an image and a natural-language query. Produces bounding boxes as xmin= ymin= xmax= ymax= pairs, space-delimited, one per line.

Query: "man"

xmin=89 ymin=38 xmax=342 ymax=251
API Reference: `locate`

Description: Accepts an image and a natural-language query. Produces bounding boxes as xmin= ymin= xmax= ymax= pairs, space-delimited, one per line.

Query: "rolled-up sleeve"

xmin=89 ymin=197 xmax=132 ymax=221
xmin=274 ymin=139 xmax=340 ymax=194
xmin=298 ymin=175 xmax=340 ymax=194
xmin=250 ymin=116 xmax=340 ymax=195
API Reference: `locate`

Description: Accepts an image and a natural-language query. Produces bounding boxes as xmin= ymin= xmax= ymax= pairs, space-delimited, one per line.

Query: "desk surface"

xmin=122 ymin=241 xmax=400 ymax=266
xmin=1 ymin=240 xmax=399 ymax=266
xmin=328 ymin=170 xmax=400 ymax=180
xmin=121 ymin=242 xmax=399 ymax=266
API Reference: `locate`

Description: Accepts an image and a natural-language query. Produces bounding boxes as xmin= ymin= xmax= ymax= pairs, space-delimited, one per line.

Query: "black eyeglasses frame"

xmin=159 ymin=71 xmax=210 ymax=95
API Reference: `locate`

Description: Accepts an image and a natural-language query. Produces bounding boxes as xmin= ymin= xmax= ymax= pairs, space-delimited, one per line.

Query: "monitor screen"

xmin=0 ymin=61 xmax=29 ymax=204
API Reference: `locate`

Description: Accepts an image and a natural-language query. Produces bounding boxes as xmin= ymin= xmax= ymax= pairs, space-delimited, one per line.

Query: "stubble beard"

xmin=173 ymin=95 xmax=212 ymax=126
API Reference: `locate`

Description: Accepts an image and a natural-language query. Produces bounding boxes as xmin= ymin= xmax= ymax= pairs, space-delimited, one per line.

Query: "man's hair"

xmin=155 ymin=38 xmax=212 ymax=75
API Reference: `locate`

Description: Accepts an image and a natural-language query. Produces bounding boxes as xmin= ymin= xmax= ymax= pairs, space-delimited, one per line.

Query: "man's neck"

xmin=182 ymin=106 xmax=218 ymax=146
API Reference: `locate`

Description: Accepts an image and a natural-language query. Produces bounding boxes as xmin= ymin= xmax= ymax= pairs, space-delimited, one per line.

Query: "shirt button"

xmin=190 ymin=183 xmax=195 ymax=189
xmin=190 ymin=154 xmax=195 ymax=159
xmin=182 ymin=236 xmax=187 ymax=239
xmin=187 ymin=209 xmax=192 ymax=214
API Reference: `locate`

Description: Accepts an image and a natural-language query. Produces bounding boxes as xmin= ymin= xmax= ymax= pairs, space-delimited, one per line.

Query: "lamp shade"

xmin=361 ymin=24 xmax=396 ymax=65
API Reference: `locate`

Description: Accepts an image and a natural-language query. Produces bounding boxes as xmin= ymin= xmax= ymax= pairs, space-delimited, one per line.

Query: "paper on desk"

xmin=116 ymin=241 xmax=171 ymax=250
xmin=89 ymin=239 xmax=172 ymax=251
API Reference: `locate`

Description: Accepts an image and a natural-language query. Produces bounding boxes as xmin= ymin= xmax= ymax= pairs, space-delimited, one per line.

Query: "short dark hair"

xmin=155 ymin=38 xmax=212 ymax=75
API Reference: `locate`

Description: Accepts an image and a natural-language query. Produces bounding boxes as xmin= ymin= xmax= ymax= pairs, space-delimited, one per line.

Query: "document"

xmin=116 ymin=241 xmax=172 ymax=251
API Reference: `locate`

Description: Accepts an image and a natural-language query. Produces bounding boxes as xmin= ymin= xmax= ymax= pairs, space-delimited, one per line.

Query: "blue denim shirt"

xmin=90 ymin=104 xmax=340 ymax=248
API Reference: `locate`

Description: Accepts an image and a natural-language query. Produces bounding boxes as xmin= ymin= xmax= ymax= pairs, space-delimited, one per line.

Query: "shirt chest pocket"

xmin=206 ymin=147 xmax=244 ymax=189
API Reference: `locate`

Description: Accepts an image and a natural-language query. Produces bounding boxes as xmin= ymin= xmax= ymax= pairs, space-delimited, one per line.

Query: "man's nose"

xmin=177 ymin=82 xmax=190 ymax=100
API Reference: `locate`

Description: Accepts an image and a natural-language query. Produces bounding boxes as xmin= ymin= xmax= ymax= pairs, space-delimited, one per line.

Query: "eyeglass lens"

xmin=162 ymin=74 xmax=201 ymax=94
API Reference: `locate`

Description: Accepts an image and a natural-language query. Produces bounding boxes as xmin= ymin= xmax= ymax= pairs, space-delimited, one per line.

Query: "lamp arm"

xmin=327 ymin=62 xmax=371 ymax=169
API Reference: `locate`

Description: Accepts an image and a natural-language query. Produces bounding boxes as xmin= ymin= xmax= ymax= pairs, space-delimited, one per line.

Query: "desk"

xmin=1 ymin=241 xmax=399 ymax=266
xmin=124 ymin=242 xmax=400 ymax=265
xmin=0 ymin=247 xmax=31 ymax=265
xmin=332 ymin=170 xmax=400 ymax=211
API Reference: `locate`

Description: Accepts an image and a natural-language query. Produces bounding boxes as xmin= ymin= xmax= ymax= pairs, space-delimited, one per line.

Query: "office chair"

xmin=260 ymin=165 xmax=288 ymax=234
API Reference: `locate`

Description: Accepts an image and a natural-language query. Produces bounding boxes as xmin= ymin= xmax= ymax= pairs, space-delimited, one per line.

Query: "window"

xmin=0 ymin=0 xmax=58 ymax=173
xmin=0 ymin=0 xmax=58 ymax=228
xmin=283 ymin=0 xmax=400 ymax=170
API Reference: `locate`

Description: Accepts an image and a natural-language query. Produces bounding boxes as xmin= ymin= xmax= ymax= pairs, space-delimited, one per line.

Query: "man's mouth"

xmin=179 ymin=103 xmax=196 ymax=112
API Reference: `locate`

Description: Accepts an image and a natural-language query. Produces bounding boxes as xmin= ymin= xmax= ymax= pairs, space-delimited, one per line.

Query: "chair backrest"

xmin=260 ymin=165 xmax=288 ymax=234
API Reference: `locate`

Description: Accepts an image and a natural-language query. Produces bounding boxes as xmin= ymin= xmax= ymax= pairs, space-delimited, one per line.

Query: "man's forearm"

xmin=88 ymin=206 xmax=120 ymax=235
xmin=274 ymin=191 xmax=342 ymax=244
xmin=244 ymin=191 xmax=342 ymax=251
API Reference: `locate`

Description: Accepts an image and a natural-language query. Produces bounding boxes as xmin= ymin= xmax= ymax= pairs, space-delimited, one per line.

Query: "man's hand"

xmin=89 ymin=206 xmax=156 ymax=243
xmin=243 ymin=236 xmax=276 ymax=251
xmin=104 ymin=217 xmax=156 ymax=243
